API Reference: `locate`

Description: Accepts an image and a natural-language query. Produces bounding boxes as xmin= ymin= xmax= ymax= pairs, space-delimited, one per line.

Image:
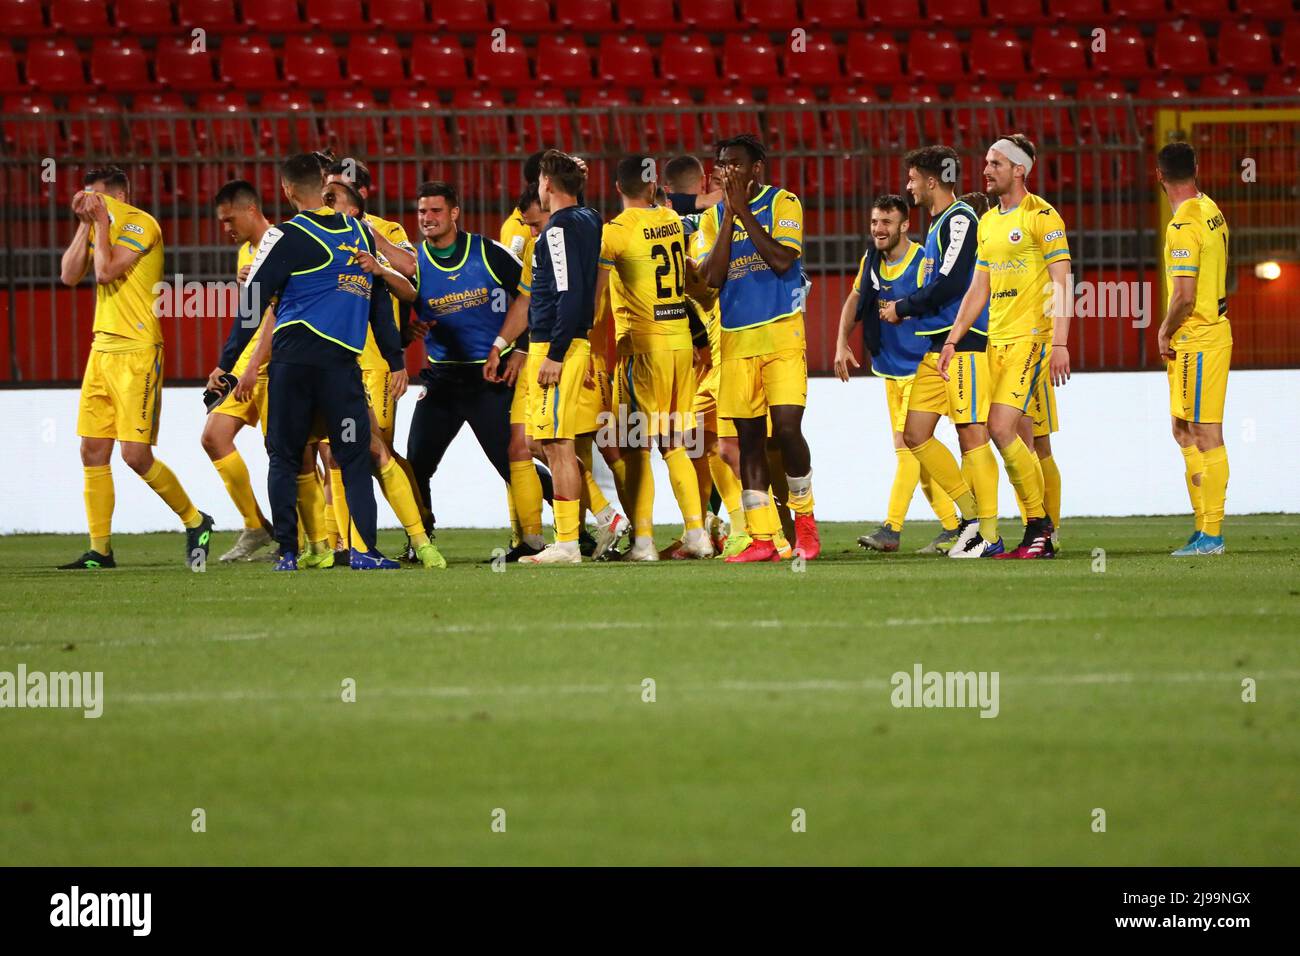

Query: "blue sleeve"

xmin=546 ymin=220 xmax=591 ymax=363
xmin=895 ymin=212 xmax=977 ymax=320
xmin=218 ymin=225 xmax=302 ymax=371
xmin=363 ymin=225 xmax=405 ymax=372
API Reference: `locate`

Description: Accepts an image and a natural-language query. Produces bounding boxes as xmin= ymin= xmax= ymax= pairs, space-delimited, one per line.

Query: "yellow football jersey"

xmin=86 ymin=192 xmax=164 ymax=350
xmin=359 ymin=213 xmax=415 ymax=371
xmin=599 ymin=205 xmax=693 ymax=355
xmin=974 ymin=192 xmax=1070 ymax=344
xmin=500 ymin=208 xmax=531 ymax=261
xmin=230 ymin=240 xmax=265 ymax=374
xmin=1164 ymin=194 xmax=1231 ymax=352
xmin=518 ymin=234 xmax=535 ymax=296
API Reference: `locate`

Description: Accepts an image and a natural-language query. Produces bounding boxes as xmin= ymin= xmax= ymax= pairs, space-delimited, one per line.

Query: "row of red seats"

xmin=14 ymin=0 xmax=1300 ymax=38
xmin=6 ymin=22 xmax=1297 ymax=94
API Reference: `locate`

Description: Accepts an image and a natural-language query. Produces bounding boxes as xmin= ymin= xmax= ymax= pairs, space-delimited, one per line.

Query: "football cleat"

xmin=949 ymin=534 xmax=1005 ymax=559
xmin=57 ymin=550 xmax=116 ymax=570
xmin=415 ymin=541 xmax=448 ymax=569
xmin=624 ymin=538 xmax=660 ymax=562
xmin=590 ymin=511 xmax=628 ymax=561
xmin=672 ymin=529 xmax=715 ymax=560
xmin=706 ymin=512 xmax=730 ymax=553
xmin=186 ymin=511 xmax=215 ymax=568
xmin=857 ymin=524 xmax=901 ymax=552
xmin=794 ymin=513 xmax=820 ymax=560
xmin=299 ymin=546 xmax=335 ymax=570
xmin=774 ymin=533 xmax=794 ymax=560
xmin=578 ymin=526 xmax=598 ymax=558
xmin=657 ymin=538 xmax=683 ymax=561
xmin=719 ymin=532 xmax=752 ymax=559
xmin=220 ymin=526 xmax=274 ymax=563
xmin=499 ymin=540 xmax=544 ymax=563
xmin=272 ymin=551 xmax=298 ymax=571
xmin=996 ymin=519 xmax=1054 ymax=559
xmin=1172 ymin=532 xmax=1224 ymax=557
xmin=518 ymin=542 xmax=582 ymax=565
xmin=399 ymin=538 xmax=420 ymax=564
xmin=1171 ymin=530 xmax=1202 ymax=555
xmin=725 ymin=538 xmax=782 ymax=563
xmin=918 ymin=526 xmax=962 ymax=554
xmin=349 ymin=548 xmax=400 ymax=570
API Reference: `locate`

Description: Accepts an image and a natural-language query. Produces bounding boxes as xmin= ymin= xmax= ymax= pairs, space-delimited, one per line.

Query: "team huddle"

xmin=55 ymin=133 xmax=1232 ymax=570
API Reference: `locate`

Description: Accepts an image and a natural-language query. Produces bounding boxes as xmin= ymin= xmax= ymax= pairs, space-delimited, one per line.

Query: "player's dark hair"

xmin=325 ymin=179 xmax=365 ymax=216
xmin=84 ymin=165 xmax=129 ymax=192
xmin=516 ymin=181 xmax=541 ymax=213
xmin=538 ymin=149 xmax=585 ymax=197
xmin=654 ymin=185 xmax=668 ymax=206
xmin=715 ymin=134 xmax=767 ymax=166
xmin=959 ymin=191 xmax=992 ymax=217
xmin=212 ymin=179 xmax=260 ymax=210
xmin=872 ymin=194 xmax=910 ymax=219
xmin=663 ymin=155 xmax=705 ymax=192
xmin=1157 ymin=141 xmax=1197 ymax=183
xmin=523 ymin=150 xmax=549 ymax=185
xmin=325 ymin=157 xmax=372 ymax=191
xmin=418 ymin=181 xmax=460 ymax=208
xmin=994 ymin=133 xmax=1036 ymax=163
xmin=281 ymin=152 xmax=326 ymax=190
xmin=615 ymin=154 xmax=656 ymax=200
xmin=904 ymin=145 xmax=960 ymax=185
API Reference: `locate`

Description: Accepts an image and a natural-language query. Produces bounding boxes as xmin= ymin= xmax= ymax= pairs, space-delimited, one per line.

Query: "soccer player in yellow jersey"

xmin=595 ymin=155 xmax=713 ymax=560
xmin=1156 ymin=142 xmax=1231 ymax=556
xmin=697 ymin=135 xmax=819 ymax=563
xmin=200 ymin=180 xmax=276 ymax=561
xmin=57 ymin=166 xmax=212 ymax=570
xmin=940 ymin=134 xmax=1073 ymax=560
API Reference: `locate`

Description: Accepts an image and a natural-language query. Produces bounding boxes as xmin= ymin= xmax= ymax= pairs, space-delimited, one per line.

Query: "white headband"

xmin=991 ymin=139 xmax=1034 ymax=177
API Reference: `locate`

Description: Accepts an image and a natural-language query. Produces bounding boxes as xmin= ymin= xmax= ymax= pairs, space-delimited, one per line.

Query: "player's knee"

xmin=901 ymin=427 xmax=927 ymax=450
xmin=119 ymin=443 xmax=152 ymax=474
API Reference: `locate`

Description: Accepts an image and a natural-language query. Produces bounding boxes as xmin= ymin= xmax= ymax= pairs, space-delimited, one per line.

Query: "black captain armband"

xmin=684 ymin=298 xmax=709 ymax=350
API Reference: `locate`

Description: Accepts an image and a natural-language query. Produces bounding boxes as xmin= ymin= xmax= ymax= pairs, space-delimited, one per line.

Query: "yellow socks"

xmin=392 ymin=451 xmax=431 ymax=527
xmin=917 ymin=459 xmax=959 ymax=531
xmin=329 ymin=468 xmax=351 ymax=550
xmin=509 ymin=460 xmax=544 ymax=537
xmin=663 ymin=445 xmax=704 ymax=531
xmin=142 ymin=459 xmax=200 ymax=527
xmin=296 ymin=472 xmax=328 ymax=547
xmin=623 ymin=447 xmax=655 ymax=539
xmin=785 ymin=470 xmax=815 ymax=517
xmin=741 ymin=489 xmax=779 ymax=541
xmin=213 ymin=450 xmax=266 ymax=531
xmin=553 ymin=497 xmax=580 ymax=543
xmin=911 ymin=437 xmax=977 ymax=519
xmin=84 ymin=464 xmax=114 ymax=553
xmin=1039 ymin=453 xmax=1061 ymax=527
xmin=1181 ymin=444 xmax=1205 ymax=532
xmin=692 ymin=453 xmax=713 ymax=519
xmin=962 ymin=442 xmax=1000 ymax=542
xmin=886 ymin=448 xmax=920 ymax=531
xmin=999 ymin=436 xmax=1045 ymax=520
xmin=709 ymin=453 xmax=745 ymax=531
xmin=608 ymin=455 xmax=631 ymax=515
xmin=1200 ymin=444 xmax=1228 ymax=537
xmin=378 ymin=458 xmax=425 ymax=539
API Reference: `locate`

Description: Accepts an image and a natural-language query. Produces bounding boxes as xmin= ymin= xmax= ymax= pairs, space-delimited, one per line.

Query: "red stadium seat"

xmin=642 ymin=86 xmax=704 ymax=151
xmin=1200 ymin=73 xmax=1251 ymax=98
xmin=369 ymin=0 xmax=428 ymax=31
xmin=1137 ymin=74 xmax=1189 ymax=99
xmin=2 ymin=0 xmax=46 ymax=36
xmin=535 ymin=36 xmax=596 ymax=87
xmin=409 ymin=37 xmax=474 ymax=88
xmin=284 ymin=36 xmax=352 ymax=89
xmin=472 ymin=34 xmax=531 ymax=86
xmin=430 ymin=0 xmax=491 ymax=31
xmin=1154 ymin=21 xmax=1211 ymax=74
xmin=195 ymin=91 xmax=258 ymax=154
xmin=307 ymin=0 xmax=365 ymax=31
xmin=0 ymin=42 xmax=19 ymax=93
xmin=1216 ymin=22 xmax=1276 ymax=76
xmin=986 ymin=0 xmax=1047 ymax=25
xmin=1250 ymin=0 xmax=1299 ymax=17
xmin=827 ymin=85 xmax=883 ymax=147
xmin=598 ymin=36 xmax=657 ymax=87
xmin=703 ymin=86 xmax=757 ymax=144
xmin=116 ymin=0 xmax=180 ymax=34
xmin=1045 ymin=0 xmax=1104 ymax=21
xmin=619 ymin=0 xmax=677 ymax=31
xmin=892 ymin=82 xmax=950 ymax=146
xmin=66 ymin=92 xmax=125 ymax=154
xmin=3 ymin=93 xmax=62 ymax=156
xmin=803 ymin=0 xmax=859 ymax=29
xmin=741 ymin=0 xmax=800 ymax=30
xmin=1283 ymin=21 xmax=1300 ymax=71
xmin=863 ymin=0 xmax=922 ymax=28
xmin=722 ymin=34 xmax=779 ymax=85
xmin=1107 ymin=0 xmax=1170 ymax=18
xmin=389 ymin=87 xmax=446 ymax=152
xmin=90 ymin=38 xmax=153 ymax=92
xmin=556 ymin=0 xmax=615 ymax=30
xmin=1010 ymin=79 xmax=1074 ymax=144
xmin=660 ymin=34 xmax=719 ymax=86
xmin=1263 ymin=72 xmax=1300 ymax=96
xmin=50 ymin=0 xmax=114 ymax=35
xmin=177 ymin=0 xmax=244 ymax=34
xmin=1175 ymin=0 xmax=1228 ymax=16
xmin=927 ymin=0 xmax=986 ymax=27
xmin=244 ymin=0 xmax=312 ymax=33
xmin=766 ymin=85 xmax=820 ymax=147
xmin=1031 ymin=27 xmax=1089 ymax=79
xmin=906 ymin=31 xmax=965 ymax=85
xmin=1076 ymin=77 xmax=1128 ymax=137
xmin=1092 ymin=25 xmax=1152 ymax=77
xmin=257 ymin=90 xmax=318 ymax=152
xmin=221 ymin=38 xmax=284 ymax=89
xmin=577 ymin=86 xmax=633 ymax=147
xmin=323 ymin=88 xmax=384 ymax=153
xmin=155 ymin=37 xmax=223 ymax=91
xmin=26 ymin=38 xmax=88 ymax=92
xmin=971 ymin=30 xmax=1027 ymax=82
xmin=951 ymin=81 xmax=1010 ymax=145
xmin=349 ymin=35 xmax=407 ymax=89
xmin=683 ymin=0 xmax=742 ymax=32
xmin=512 ymin=87 xmax=570 ymax=151
xmin=494 ymin=0 xmax=556 ymax=32
xmin=784 ymin=39 xmax=842 ymax=86
xmin=130 ymin=92 xmax=195 ymax=156
xmin=844 ymin=32 xmax=904 ymax=85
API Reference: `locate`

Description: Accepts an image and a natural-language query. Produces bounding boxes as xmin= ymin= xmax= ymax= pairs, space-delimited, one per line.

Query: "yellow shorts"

xmin=361 ymin=366 xmax=396 ymax=435
xmin=574 ymin=352 xmax=610 ymax=436
xmin=614 ymin=348 xmax=697 ymax=437
xmin=718 ymin=347 xmax=806 ymax=421
xmin=1030 ymin=372 xmax=1059 ymax=437
xmin=77 ymin=345 xmax=163 ymax=445
xmin=883 ymin=376 xmax=915 ymax=433
xmin=509 ymin=358 xmax=530 ymax=427
xmin=988 ymin=339 xmax=1049 ymax=413
xmin=528 ymin=338 xmax=591 ymax=441
xmin=906 ymin=351 xmax=991 ymax=425
xmin=214 ymin=373 xmax=268 ymax=431
xmin=1168 ymin=344 xmax=1230 ymax=425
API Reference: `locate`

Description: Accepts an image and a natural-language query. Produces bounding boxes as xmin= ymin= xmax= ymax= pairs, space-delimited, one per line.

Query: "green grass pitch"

xmin=1 ymin=516 xmax=1297 ymax=866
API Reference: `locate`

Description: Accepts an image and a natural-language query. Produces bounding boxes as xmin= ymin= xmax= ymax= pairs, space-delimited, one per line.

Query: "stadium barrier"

xmin=3 ymin=97 xmax=1296 ymax=385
